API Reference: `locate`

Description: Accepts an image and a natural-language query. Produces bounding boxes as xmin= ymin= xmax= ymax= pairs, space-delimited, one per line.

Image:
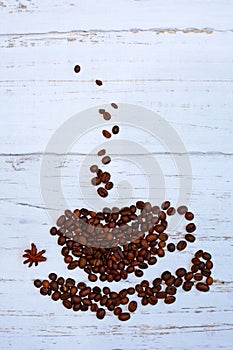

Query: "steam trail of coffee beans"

xmin=90 ymin=103 xmax=119 ymax=198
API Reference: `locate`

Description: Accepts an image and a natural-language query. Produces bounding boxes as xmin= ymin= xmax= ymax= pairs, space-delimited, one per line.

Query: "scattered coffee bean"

xmin=105 ymin=182 xmax=113 ymax=190
xmin=96 ymin=308 xmax=106 ymax=319
xmin=185 ymin=234 xmax=196 ymax=243
xmin=96 ymin=80 xmax=103 ymax=86
xmin=101 ymin=172 xmax=111 ymax=183
xmin=102 ymin=130 xmax=111 ymax=139
xmin=118 ymin=312 xmax=131 ymax=321
xmin=112 ymin=125 xmax=119 ymax=134
xmin=111 ymin=103 xmax=118 ymax=109
xmin=97 ymin=187 xmax=108 ymax=198
xmin=91 ymin=177 xmax=101 ymax=186
xmin=177 ymin=205 xmax=188 ymax=215
xmin=196 ymin=283 xmax=210 ymax=292
xmin=167 ymin=243 xmax=176 ymax=252
xmin=103 ymin=112 xmax=111 ymax=121
xmin=102 ymin=156 xmax=111 ymax=165
xmin=74 ymin=65 xmax=81 ymax=73
xmin=90 ymin=165 xmax=99 ymax=173
xmin=98 ymin=149 xmax=106 ymax=156
xmin=186 ymin=223 xmax=196 ymax=233
xmin=128 ymin=301 xmax=137 ymax=313
xmin=98 ymin=109 xmax=105 ymax=114
xmin=185 ymin=212 xmax=194 ymax=221
xmin=177 ymin=240 xmax=187 ymax=251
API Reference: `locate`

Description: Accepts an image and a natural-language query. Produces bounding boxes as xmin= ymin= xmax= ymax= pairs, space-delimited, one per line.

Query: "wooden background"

xmin=0 ymin=1 xmax=233 ymax=349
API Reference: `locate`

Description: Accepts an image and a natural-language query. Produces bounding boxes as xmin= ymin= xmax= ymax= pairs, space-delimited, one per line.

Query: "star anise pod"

xmin=23 ymin=243 xmax=47 ymax=267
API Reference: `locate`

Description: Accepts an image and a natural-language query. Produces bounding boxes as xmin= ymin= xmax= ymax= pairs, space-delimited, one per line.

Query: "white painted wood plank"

xmin=0 ymin=0 xmax=233 ymax=34
xmin=0 ymin=31 xmax=232 ymax=153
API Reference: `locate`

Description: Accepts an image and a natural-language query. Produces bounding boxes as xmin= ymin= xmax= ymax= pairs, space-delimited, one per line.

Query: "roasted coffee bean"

xmin=136 ymin=201 xmax=145 ymax=210
xmin=52 ymin=291 xmax=61 ymax=301
xmin=135 ymin=269 xmax=143 ymax=278
xmin=206 ymin=260 xmax=213 ymax=270
xmin=50 ymin=227 xmax=58 ymax=236
xmin=156 ymin=292 xmax=167 ymax=299
xmin=166 ymin=286 xmax=177 ymax=295
xmin=112 ymin=125 xmax=120 ymax=134
xmin=185 ymin=234 xmax=196 ymax=243
xmin=167 ymin=243 xmax=175 ymax=252
xmin=73 ymin=304 xmax=81 ymax=312
xmin=50 ymin=281 xmax=58 ymax=291
xmin=186 ymin=223 xmax=196 ymax=233
xmin=196 ymin=283 xmax=210 ymax=292
xmin=95 ymin=80 xmax=103 ymax=86
xmin=114 ymin=307 xmax=122 ymax=316
xmin=80 ymin=287 xmax=91 ymax=297
xmin=118 ymin=312 xmax=131 ymax=321
xmin=111 ymin=102 xmax=118 ymax=109
xmin=88 ymin=274 xmax=97 ymax=282
xmin=49 ymin=273 xmax=57 ymax=281
xmin=91 ymin=177 xmax=101 ymax=186
xmin=96 ymin=308 xmax=106 ymax=319
xmin=74 ymin=65 xmax=81 ymax=73
xmin=128 ymin=301 xmax=137 ymax=313
xmin=202 ymin=268 xmax=211 ymax=277
xmin=177 ymin=240 xmax=187 ymax=251
xmin=177 ymin=205 xmax=188 ymax=215
xmin=185 ymin=272 xmax=193 ymax=281
xmin=34 ymin=279 xmax=42 ymax=288
xmin=182 ymin=281 xmax=194 ymax=292
xmin=102 ymin=156 xmax=111 ymax=165
xmin=97 ymin=187 xmax=108 ymax=198
xmin=40 ymin=287 xmax=48 ymax=296
xmin=103 ymin=112 xmax=111 ymax=120
xmin=127 ymin=287 xmax=135 ymax=295
xmin=62 ymin=300 xmax=72 ymax=309
xmin=164 ymin=296 xmax=176 ymax=304
xmin=161 ymin=201 xmax=170 ymax=210
xmin=185 ymin=212 xmax=194 ymax=221
xmin=81 ymin=305 xmax=88 ymax=312
xmin=101 ymin=172 xmax=111 ymax=183
xmin=203 ymin=252 xmax=212 ymax=260
xmin=68 ymin=261 xmax=79 ymax=270
xmin=42 ymin=280 xmax=50 ymax=289
xmin=105 ymin=182 xmax=113 ymax=190
xmin=98 ymin=149 xmax=106 ymax=156
xmin=57 ymin=277 xmax=65 ymax=285
xmin=176 ymin=268 xmax=187 ymax=277
xmin=99 ymin=109 xmax=105 ymax=114
xmin=167 ymin=207 xmax=176 ymax=216
xmin=174 ymin=277 xmax=183 ymax=288
xmin=194 ymin=273 xmax=203 ymax=281
xmin=161 ymin=271 xmax=171 ymax=281
xmin=206 ymin=277 xmax=213 ymax=285
xmin=90 ymin=165 xmax=99 ymax=173
xmin=102 ymin=130 xmax=111 ymax=139
xmin=77 ymin=282 xmax=87 ymax=290
xmin=56 ymin=215 xmax=66 ymax=227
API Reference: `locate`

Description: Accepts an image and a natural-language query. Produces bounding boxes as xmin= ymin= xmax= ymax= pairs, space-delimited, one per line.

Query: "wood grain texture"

xmin=0 ymin=1 xmax=233 ymax=349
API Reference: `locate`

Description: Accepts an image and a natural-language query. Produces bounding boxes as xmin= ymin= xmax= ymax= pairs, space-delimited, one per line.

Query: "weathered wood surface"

xmin=0 ymin=1 xmax=233 ymax=349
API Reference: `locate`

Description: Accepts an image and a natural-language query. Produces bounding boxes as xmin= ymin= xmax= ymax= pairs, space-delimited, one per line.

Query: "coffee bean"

xmin=118 ymin=312 xmax=131 ymax=321
xmin=186 ymin=223 xmax=196 ymax=233
xmin=164 ymin=296 xmax=176 ymax=304
xmin=136 ymin=201 xmax=145 ymax=210
xmin=167 ymin=207 xmax=176 ymax=216
xmin=206 ymin=260 xmax=213 ymax=270
xmin=101 ymin=172 xmax=111 ymax=183
xmin=112 ymin=125 xmax=119 ymax=134
xmin=114 ymin=307 xmax=122 ymax=316
xmin=90 ymin=165 xmax=99 ymax=173
xmin=161 ymin=271 xmax=171 ymax=281
xmin=196 ymin=283 xmax=210 ymax=292
xmin=74 ymin=65 xmax=81 ymax=73
xmin=34 ymin=279 xmax=42 ymax=288
xmin=183 ymin=281 xmax=194 ymax=292
xmin=88 ymin=274 xmax=97 ymax=282
xmin=52 ymin=291 xmax=61 ymax=301
xmin=165 ymin=286 xmax=177 ymax=295
xmin=91 ymin=177 xmax=101 ymax=186
xmin=176 ymin=268 xmax=187 ymax=277
xmin=206 ymin=277 xmax=213 ymax=285
xmin=50 ymin=227 xmax=58 ymax=236
xmin=98 ymin=149 xmax=106 ymax=156
xmin=185 ymin=272 xmax=193 ymax=281
xmin=111 ymin=102 xmax=118 ymax=109
xmin=99 ymin=109 xmax=105 ymax=114
xmin=97 ymin=187 xmax=108 ymax=198
xmin=185 ymin=234 xmax=196 ymax=243
xmin=174 ymin=277 xmax=183 ymax=288
xmin=48 ymin=273 xmax=57 ymax=281
xmin=102 ymin=130 xmax=111 ymax=139
xmin=161 ymin=201 xmax=170 ymax=210
xmin=135 ymin=269 xmax=143 ymax=278
xmin=102 ymin=156 xmax=111 ymax=165
xmin=177 ymin=205 xmax=188 ymax=215
xmin=42 ymin=280 xmax=50 ymax=289
xmin=40 ymin=287 xmax=48 ymax=296
xmin=177 ymin=240 xmax=187 ymax=251
xmin=57 ymin=277 xmax=65 ymax=285
xmin=156 ymin=292 xmax=167 ymax=299
xmin=56 ymin=215 xmax=66 ymax=227
xmin=194 ymin=273 xmax=203 ymax=281
xmin=167 ymin=243 xmax=175 ymax=252
xmin=128 ymin=301 xmax=137 ymax=313
xmin=96 ymin=308 xmax=106 ymax=319
xmin=127 ymin=287 xmax=135 ymax=295
xmin=95 ymin=80 xmax=103 ymax=86
xmin=105 ymin=182 xmax=113 ymax=190
xmin=50 ymin=281 xmax=58 ymax=291
xmin=185 ymin=212 xmax=194 ymax=221
xmin=103 ymin=111 xmax=111 ymax=120
xmin=203 ymin=252 xmax=212 ymax=260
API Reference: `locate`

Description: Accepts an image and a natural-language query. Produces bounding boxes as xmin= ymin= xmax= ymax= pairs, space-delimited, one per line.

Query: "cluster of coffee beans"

xmin=89 ymin=103 xmax=119 ymax=197
xmin=50 ymin=201 xmax=197 ymax=283
xmin=34 ymin=250 xmax=213 ymax=321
